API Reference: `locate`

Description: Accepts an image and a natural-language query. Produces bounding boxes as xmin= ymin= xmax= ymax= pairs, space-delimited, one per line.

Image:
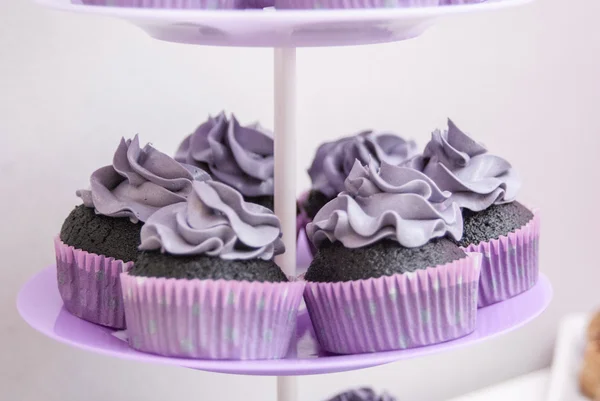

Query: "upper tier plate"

xmin=17 ymin=265 xmax=551 ymax=376
xmin=36 ymin=0 xmax=532 ymax=47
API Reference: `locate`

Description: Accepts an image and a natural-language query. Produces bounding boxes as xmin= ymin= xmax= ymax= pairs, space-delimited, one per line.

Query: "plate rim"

xmin=35 ymin=0 xmax=534 ymax=23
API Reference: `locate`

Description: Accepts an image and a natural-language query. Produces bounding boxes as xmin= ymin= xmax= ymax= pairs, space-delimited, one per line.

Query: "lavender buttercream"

xmin=308 ymin=130 xmax=417 ymax=198
xmin=77 ymin=135 xmax=209 ymax=223
xmin=175 ymin=112 xmax=274 ymax=197
xmin=307 ymin=160 xmax=462 ymax=249
xmin=139 ymin=180 xmax=284 ymax=260
xmin=405 ymin=119 xmax=520 ymax=212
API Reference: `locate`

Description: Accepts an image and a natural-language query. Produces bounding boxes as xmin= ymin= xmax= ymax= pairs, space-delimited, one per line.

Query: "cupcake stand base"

xmin=24 ymin=1 xmax=542 ymax=401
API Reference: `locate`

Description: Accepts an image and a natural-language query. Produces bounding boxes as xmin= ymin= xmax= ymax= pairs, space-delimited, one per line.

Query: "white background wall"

xmin=1 ymin=0 xmax=599 ymax=400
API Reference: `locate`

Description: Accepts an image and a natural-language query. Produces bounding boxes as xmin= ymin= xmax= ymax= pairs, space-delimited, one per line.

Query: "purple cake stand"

xmin=36 ymin=0 xmax=533 ymax=47
xmin=18 ymin=265 xmax=552 ymax=376
xmin=29 ymin=2 xmax=540 ymax=400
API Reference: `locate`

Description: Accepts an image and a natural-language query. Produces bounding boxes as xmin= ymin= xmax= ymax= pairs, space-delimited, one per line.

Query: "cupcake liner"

xmin=79 ymin=0 xmax=246 ymax=9
xmin=303 ymin=253 xmax=482 ymax=355
xmin=121 ymin=273 xmax=306 ymax=360
xmin=441 ymin=0 xmax=486 ymax=4
xmin=55 ymin=237 xmax=134 ymax=329
xmin=275 ymin=0 xmax=438 ymax=9
xmin=463 ymin=209 xmax=540 ymax=308
xmin=244 ymin=0 xmax=274 ymax=7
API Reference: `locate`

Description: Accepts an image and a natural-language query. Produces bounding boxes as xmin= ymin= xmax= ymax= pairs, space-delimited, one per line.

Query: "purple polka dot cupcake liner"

xmin=275 ymin=0 xmax=438 ymax=9
xmin=463 ymin=209 xmax=540 ymax=308
xmin=78 ymin=0 xmax=247 ymax=9
xmin=303 ymin=252 xmax=482 ymax=355
xmin=55 ymin=237 xmax=134 ymax=329
xmin=120 ymin=273 xmax=305 ymax=360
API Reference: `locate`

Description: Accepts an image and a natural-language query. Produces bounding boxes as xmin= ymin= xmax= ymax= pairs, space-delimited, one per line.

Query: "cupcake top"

xmin=77 ymin=135 xmax=208 ymax=224
xmin=326 ymin=388 xmax=396 ymax=401
xmin=405 ymin=119 xmax=520 ymax=212
xmin=175 ymin=112 xmax=274 ymax=198
xmin=307 ymin=160 xmax=463 ymax=249
xmin=139 ymin=180 xmax=285 ymax=260
xmin=308 ymin=130 xmax=417 ymax=198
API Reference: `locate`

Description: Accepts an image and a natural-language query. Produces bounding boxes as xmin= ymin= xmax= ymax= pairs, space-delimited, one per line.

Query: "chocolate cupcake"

xmin=56 ymin=135 xmax=206 ymax=328
xmin=175 ymin=112 xmax=275 ymax=211
xmin=406 ymin=119 xmax=540 ymax=307
xmin=304 ymin=161 xmax=481 ymax=354
xmin=121 ymin=179 xmax=305 ymax=360
xmin=325 ymin=388 xmax=396 ymax=401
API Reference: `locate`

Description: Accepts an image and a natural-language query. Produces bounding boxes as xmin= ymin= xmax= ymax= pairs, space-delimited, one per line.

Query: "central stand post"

xmin=274 ymin=46 xmax=297 ymax=280
xmin=273 ymin=46 xmax=298 ymax=401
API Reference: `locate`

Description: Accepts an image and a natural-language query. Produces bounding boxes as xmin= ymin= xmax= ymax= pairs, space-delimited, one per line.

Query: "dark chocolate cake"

xmin=130 ymin=251 xmax=288 ymax=283
xmin=456 ymin=201 xmax=533 ymax=247
xmin=302 ymin=189 xmax=331 ymax=219
xmin=247 ymin=195 xmax=275 ymax=212
xmin=60 ymin=204 xmax=141 ymax=263
xmin=306 ymin=238 xmax=466 ymax=283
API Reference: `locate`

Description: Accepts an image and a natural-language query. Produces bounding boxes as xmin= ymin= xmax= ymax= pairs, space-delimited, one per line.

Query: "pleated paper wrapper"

xmin=78 ymin=0 xmax=247 ymax=9
xmin=304 ymin=253 xmax=482 ymax=355
xmin=463 ymin=210 xmax=540 ymax=308
xmin=55 ymin=237 xmax=134 ymax=329
xmin=275 ymin=0 xmax=438 ymax=9
xmin=121 ymin=273 xmax=306 ymax=360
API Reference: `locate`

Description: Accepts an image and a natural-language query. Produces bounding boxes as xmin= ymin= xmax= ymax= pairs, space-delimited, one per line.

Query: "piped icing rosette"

xmin=175 ymin=112 xmax=274 ymax=198
xmin=308 ymin=130 xmax=417 ymax=199
xmin=77 ymin=135 xmax=209 ymax=223
xmin=139 ymin=180 xmax=285 ymax=260
xmin=326 ymin=388 xmax=396 ymax=401
xmin=405 ymin=119 xmax=520 ymax=212
xmin=307 ymin=160 xmax=463 ymax=249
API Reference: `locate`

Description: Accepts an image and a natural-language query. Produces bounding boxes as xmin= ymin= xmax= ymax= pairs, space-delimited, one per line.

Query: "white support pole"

xmin=277 ymin=376 xmax=298 ymax=401
xmin=273 ymin=47 xmax=298 ymax=401
xmin=273 ymin=46 xmax=297 ymax=279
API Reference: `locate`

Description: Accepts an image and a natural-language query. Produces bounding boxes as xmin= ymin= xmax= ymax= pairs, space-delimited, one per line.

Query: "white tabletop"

xmin=448 ymin=369 xmax=550 ymax=401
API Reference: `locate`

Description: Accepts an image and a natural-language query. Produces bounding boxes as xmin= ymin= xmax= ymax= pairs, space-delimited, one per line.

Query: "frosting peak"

xmin=308 ymin=130 xmax=417 ymax=198
xmin=77 ymin=135 xmax=209 ymax=223
xmin=327 ymin=388 xmax=396 ymax=401
xmin=139 ymin=180 xmax=285 ymax=260
xmin=175 ymin=112 xmax=274 ymax=197
xmin=406 ymin=119 xmax=520 ymax=212
xmin=307 ymin=160 xmax=462 ymax=249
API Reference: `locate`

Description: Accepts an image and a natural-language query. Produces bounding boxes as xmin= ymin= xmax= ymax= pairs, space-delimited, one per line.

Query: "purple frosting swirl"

xmin=307 ymin=160 xmax=462 ymax=249
xmin=308 ymin=130 xmax=417 ymax=198
xmin=175 ymin=112 xmax=274 ymax=197
xmin=405 ymin=119 xmax=520 ymax=212
xmin=139 ymin=180 xmax=285 ymax=260
xmin=77 ymin=135 xmax=209 ymax=223
xmin=327 ymin=388 xmax=396 ymax=401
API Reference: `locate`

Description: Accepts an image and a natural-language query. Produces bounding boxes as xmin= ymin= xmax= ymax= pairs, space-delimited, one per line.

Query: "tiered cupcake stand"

xmin=18 ymin=1 xmax=550 ymax=400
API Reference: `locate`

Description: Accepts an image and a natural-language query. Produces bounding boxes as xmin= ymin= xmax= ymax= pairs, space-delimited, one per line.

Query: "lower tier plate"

xmin=36 ymin=0 xmax=532 ymax=47
xmin=17 ymin=265 xmax=551 ymax=376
